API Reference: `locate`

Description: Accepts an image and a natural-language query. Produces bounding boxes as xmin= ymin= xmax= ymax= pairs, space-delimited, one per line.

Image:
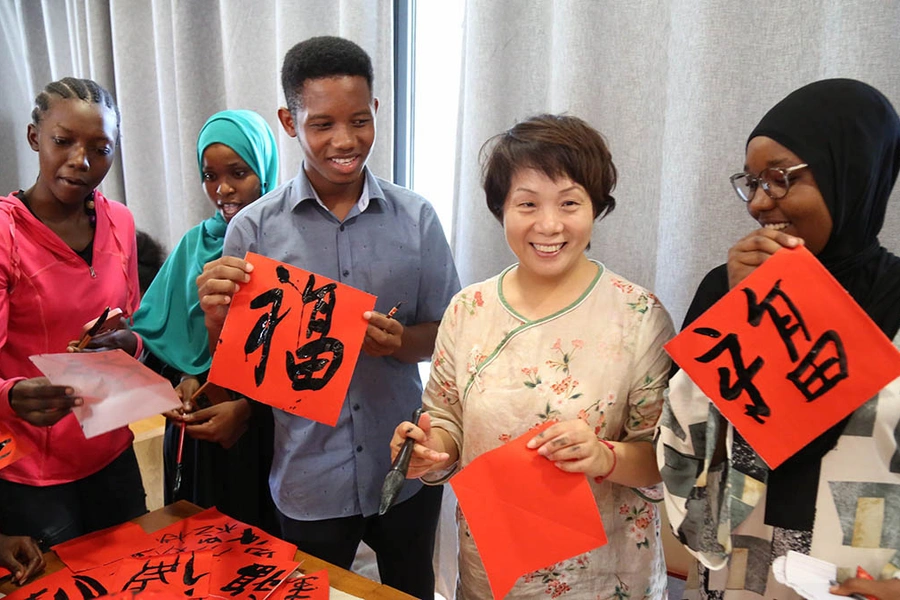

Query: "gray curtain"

xmin=0 ymin=0 xmax=395 ymax=252
xmin=453 ymin=0 xmax=900 ymax=325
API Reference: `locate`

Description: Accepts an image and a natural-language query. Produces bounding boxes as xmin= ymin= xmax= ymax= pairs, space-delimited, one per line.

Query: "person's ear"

xmin=27 ymin=123 xmax=39 ymax=152
xmin=373 ymin=97 xmax=379 ymax=115
xmin=277 ymin=107 xmax=298 ymax=138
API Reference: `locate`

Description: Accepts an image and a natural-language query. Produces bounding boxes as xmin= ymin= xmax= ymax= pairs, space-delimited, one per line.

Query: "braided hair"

xmin=31 ymin=77 xmax=121 ymax=139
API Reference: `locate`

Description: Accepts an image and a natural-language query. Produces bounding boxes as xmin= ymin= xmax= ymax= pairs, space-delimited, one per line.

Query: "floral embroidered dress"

xmin=424 ymin=262 xmax=675 ymax=599
xmin=657 ymin=336 xmax=900 ymax=599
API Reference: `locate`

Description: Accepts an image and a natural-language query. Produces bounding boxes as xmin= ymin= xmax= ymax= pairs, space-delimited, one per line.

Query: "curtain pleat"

xmin=0 ymin=0 xmax=394 ymax=252
xmin=453 ymin=0 xmax=900 ymax=324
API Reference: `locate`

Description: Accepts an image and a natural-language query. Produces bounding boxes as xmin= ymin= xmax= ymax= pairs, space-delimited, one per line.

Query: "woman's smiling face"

xmin=502 ymin=168 xmax=594 ymax=283
xmin=744 ymin=136 xmax=833 ymax=255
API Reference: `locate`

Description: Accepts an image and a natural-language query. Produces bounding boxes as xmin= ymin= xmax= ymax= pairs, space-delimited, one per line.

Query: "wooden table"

xmin=1 ymin=501 xmax=415 ymax=599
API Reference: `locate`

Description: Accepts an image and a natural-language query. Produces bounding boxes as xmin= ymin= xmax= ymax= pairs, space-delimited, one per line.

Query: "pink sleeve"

xmin=122 ymin=207 xmax=140 ymax=318
xmin=0 ymin=208 xmax=22 ymax=419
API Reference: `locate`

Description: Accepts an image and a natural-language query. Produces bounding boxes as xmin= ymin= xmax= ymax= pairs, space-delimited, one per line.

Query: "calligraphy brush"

xmin=173 ymin=381 xmax=209 ymax=497
xmin=386 ymin=300 xmax=405 ymax=319
xmin=378 ymin=407 xmax=423 ymax=516
xmin=76 ymin=306 xmax=110 ymax=350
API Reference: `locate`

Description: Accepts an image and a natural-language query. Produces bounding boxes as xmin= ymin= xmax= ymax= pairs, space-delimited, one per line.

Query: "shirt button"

xmin=356 ymin=445 xmax=363 ymax=453
xmin=340 ymin=224 xmax=345 ymax=232
xmin=353 ymin=404 xmax=360 ymax=411
xmin=343 ymin=270 xmax=350 ymax=277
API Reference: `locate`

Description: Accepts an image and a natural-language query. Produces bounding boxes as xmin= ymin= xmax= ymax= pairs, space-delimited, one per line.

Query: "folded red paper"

xmin=450 ymin=422 xmax=607 ymax=599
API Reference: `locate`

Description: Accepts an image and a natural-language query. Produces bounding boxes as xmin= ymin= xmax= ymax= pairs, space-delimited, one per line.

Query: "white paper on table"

xmin=30 ymin=350 xmax=180 ymax=438
xmin=329 ymin=588 xmax=364 ymax=600
xmin=779 ymin=551 xmax=847 ymax=600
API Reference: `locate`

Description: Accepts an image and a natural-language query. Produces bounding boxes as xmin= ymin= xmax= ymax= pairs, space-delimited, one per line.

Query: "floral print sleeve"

xmin=421 ymin=287 xmax=475 ymax=483
xmin=623 ymin=292 xmax=675 ymax=444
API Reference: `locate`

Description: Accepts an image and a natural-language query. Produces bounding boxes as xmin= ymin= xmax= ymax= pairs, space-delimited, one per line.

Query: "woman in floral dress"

xmin=390 ymin=114 xmax=675 ymax=599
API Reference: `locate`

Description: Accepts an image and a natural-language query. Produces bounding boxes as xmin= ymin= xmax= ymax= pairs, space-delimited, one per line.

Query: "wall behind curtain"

xmin=453 ymin=0 xmax=900 ymax=325
xmin=0 ymin=0 xmax=395 ymax=252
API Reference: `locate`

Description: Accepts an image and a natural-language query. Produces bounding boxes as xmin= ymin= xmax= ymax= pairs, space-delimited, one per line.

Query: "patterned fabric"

xmin=425 ymin=262 xmax=675 ymax=599
xmin=657 ymin=334 xmax=900 ymax=599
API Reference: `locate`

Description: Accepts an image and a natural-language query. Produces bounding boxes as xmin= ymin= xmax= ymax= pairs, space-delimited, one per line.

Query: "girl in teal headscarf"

xmin=132 ymin=110 xmax=279 ymax=531
xmin=133 ymin=110 xmax=278 ymax=373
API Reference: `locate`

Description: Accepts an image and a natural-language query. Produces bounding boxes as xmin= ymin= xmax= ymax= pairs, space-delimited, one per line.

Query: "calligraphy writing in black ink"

xmin=693 ymin=327 xmax=769 ymax=424
xmin=220 ymin=563 xmax=289 ymax=598
xmin=285 ymin=274 xmax=344 ymax=391
xmin=244 ymin=269 xmax=346 ymax=392
xmin=283 ymin=575 xmax=320 ymax=599
xmin=743 ymin=280 xmax=811 ymax=361
xmin=245 ymin=289 xmax=290 ymax=386
xmin=20 ymin=575 xmax=107 ymax=600
xmin=787 ymin=330 xmax=848 ymax=401
xmin=692 ymin=279 xmax=849 ymax=424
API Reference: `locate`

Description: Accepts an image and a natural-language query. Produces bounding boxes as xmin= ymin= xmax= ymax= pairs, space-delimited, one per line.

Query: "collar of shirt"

xmin=292 ymin=164 xmax=386 ymax=218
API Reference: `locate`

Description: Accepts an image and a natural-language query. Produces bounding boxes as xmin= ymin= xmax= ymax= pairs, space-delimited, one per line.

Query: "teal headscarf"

xmin=132 ymin=110 xmax=279 ymax=375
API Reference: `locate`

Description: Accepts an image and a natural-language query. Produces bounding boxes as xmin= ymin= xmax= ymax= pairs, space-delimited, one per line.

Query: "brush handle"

xmin=390 ymin=407 xmax=424 ymax=473
xmin=176 ymin=421 xmax=186 ymax=463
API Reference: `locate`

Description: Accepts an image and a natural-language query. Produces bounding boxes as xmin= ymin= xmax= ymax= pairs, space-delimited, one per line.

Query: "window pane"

xmin=411 ymin=1 xmax=465 ymax=241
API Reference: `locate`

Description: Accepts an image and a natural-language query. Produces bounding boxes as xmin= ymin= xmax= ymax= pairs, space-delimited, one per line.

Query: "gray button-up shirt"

xmin=223 ymin=166 xmax=460 ymax=519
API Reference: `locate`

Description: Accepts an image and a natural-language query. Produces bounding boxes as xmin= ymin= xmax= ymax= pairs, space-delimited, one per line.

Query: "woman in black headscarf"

xmin=657 ymin=79 xmax=900 ymax=599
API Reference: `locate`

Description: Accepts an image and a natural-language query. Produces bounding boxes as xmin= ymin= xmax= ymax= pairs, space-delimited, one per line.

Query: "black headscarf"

xmin=683 ymin=79 xmax=900 ymax=532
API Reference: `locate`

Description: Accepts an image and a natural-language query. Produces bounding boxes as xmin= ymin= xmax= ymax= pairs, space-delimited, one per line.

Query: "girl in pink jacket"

xmin=0 ymin=77 xmax=146 ymax=548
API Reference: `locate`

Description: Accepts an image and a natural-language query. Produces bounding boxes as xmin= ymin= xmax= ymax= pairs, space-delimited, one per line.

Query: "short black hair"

xmin=482 ymin=114 xmax=617 ymax=222
xmin=281 ymin=36 xmax=373 ymax=114
xmin=135 ymin=230 xmax=166 ymax=296
xmin=32 ymin=77 xmax=121 ymax=137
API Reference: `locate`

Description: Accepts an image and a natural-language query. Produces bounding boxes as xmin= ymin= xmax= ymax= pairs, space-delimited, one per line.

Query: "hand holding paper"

xmin=665 ymin=246 xmax=900 ymax=468
xmin=197 ymin=254 xmax=255 ymax=336
xmin=29 ymin=350 xmax=181 ymax=438
xmin=8 ymin=377 xmax=82 ymax=427
xmin=450 ymin=423 xmax=607 ymax=599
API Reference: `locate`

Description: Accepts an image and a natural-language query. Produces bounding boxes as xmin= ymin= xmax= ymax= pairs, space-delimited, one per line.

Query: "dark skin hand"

xmin=831 ymin=577 xmax=900 ymax=599
xmin=65 ymin=317 xmax=138 ymax=355
xmin=0 ymin=534 xmax=45 ymax=585
xmin=9 ymin=377 xmax=82 ymax=427
xmin=182 ymin=400 xmax=250 ymax=449
xmin=726 ymin=227 xmax=804 ymax=289
xmin=362 ymin=311 xmax=404 ymax=357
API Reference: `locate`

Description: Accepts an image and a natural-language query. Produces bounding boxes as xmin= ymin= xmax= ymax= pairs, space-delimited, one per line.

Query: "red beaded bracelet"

xmin=593 ymin=439 xmax=617 ymax=483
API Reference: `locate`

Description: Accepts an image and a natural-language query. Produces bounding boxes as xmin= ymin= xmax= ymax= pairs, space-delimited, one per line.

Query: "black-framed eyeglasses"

xmin=729 ymin=163 xmax=809 ymax=203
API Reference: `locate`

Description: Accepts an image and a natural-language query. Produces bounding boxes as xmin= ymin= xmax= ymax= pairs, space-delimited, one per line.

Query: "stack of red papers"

xmin=5 ymin=508 xmax=304 ymax=599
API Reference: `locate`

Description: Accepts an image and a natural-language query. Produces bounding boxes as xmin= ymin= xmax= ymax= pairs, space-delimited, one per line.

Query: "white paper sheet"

xmin=329 ymin=588 xmax=364 ymax=600
xmin=774 ymin=551 xmax=848 ymax=600
xmin=30 ymin=350 xmax=180 ymax=438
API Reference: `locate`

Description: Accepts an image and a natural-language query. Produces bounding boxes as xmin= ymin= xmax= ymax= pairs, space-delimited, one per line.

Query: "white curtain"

xmin=0 ymin=0 xmax=395 ymax=252
xmin=452 ymin=0 xmax=900 ymax=325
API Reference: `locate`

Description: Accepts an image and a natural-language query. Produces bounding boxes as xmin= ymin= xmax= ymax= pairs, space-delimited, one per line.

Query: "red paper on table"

xmin=208 ymin=252 xmax=376 ymax=426
xmin=450 ymin=422 xmax=607 ymax=599
xmin=112 ymin=550 xmax=213 ymax=597
xmin=52 ymin=521 xmax=158 ymax=572
xmin=2 ymin=562 xmax=119 ymax=599
xmin=3 ymin=565 xmax=115 ymax=599
xmin=269 ymin=568 xmax=329 ymax=600
xmin=665 ymin=245 xmax=900 ymax=469
xmin=207 ymin=554 xmax=298 ymax=599
xmin=0 ymin=420 xmax=34 ymax=471
xmin=150 ymin=506 xmax=296 ymax=562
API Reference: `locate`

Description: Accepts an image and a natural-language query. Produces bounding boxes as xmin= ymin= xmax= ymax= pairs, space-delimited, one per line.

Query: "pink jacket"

xmin=0 ymin=191 xmax=140 ymax=485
